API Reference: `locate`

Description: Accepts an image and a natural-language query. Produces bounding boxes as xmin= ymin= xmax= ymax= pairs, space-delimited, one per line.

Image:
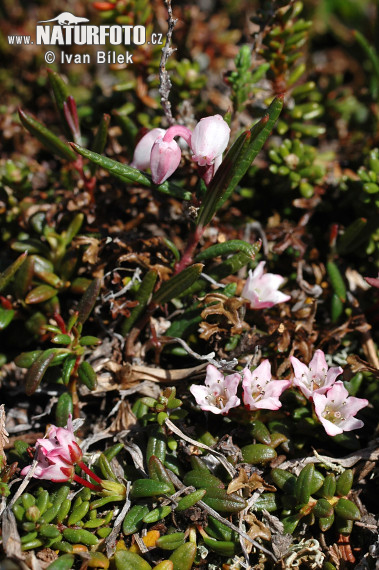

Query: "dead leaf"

xmin=227 ymin=468 xmax=276 ymax=495
xmin=243 ymin=513 xmax=271 ymax=553
xmin=346 ymin=354 xmax=379 ymax=377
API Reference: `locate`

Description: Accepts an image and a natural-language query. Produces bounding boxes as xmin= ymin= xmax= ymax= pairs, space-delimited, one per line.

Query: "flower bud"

xmin=191 ymin=115 xmax=230 ymax=167
xmin=150 ymin=136 xmax=182 ymax=184
xmin=131 ymin=128 xmax=165 ymax=171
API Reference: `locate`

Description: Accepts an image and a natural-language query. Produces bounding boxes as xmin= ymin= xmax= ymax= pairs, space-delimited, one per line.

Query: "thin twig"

xmin=105 ymin=481 xmax=131 ymax=558
xmin=165 ymin=418 xmax=236 ymax=477
xmin=159 ymin=0 xmax=177 ymax=125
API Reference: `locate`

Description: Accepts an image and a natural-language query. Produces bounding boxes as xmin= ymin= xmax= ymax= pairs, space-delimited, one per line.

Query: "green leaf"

xmin=169 ymin=543 xmax=196 ymax=570
xmin=63 ymin=213 xmax=84 ymax=246
xmin=334 ymin=498 xmax=361 ymax=521
xmin=0 ymin=252 xmax=28 ymax=293
xmin=337 ymin=218 xmax=368 ymax=255
xmin=77 ymin=361 xmax=97 ymax=390
xmin=121 ymin=270 xmax=158 ymax=335
xmin=25 ymin=350 xmax=56 ymax=395
xmin=130 ymin=479 xmax=172 ymax=498
xmin=47 ymin=69 xmax=71 ymax=139
xmin=25 ymin=284 xmax=58 ymax=304
xmin=0 ymin=307 xmax=15 ymax=330
xmin=77 ymin=278 xmax=101 ymax=325
xmin=194 ymin=239 xmax=260 ymax=262
xmin=115 ymin=551 xmax=152 ymax=570
xmin=152 ymin=264 xmax=203 ymax=305
xmin=196 ymin=96 xmax=284 ymax=228
xmin=56 ymin=393 xmax=73 ymax=427
xmin=196 ymin=129 xmax=251 ymax=228
xmin=70 ymin=143 xmax=191 ymax=201
xmin=240 ymin=443 xmax=277 ymax=464
xmin=295 ymin=463 xmax=314 ymax=505
xmin=90 ymin=114 xmax=111 ymax=175
xmin=336 ymin=470 xmax=354 ymax=497
xmin=18 ymin=109 xmax=77 ymax=162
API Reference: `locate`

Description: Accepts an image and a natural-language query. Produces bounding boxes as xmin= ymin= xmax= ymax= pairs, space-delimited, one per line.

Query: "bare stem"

xmin=159 ymin=0 xmax=177 ymax=126
xmin=174 ymin=226 xmax=204 ymax=274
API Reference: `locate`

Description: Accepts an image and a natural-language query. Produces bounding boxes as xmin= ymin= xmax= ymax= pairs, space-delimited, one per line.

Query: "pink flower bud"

xmin=20 ymin=415 xmax=82 ymax=482
xmin=131 ymin=128 xmax=166 ymax=170
xmin=191 ymin=115 xmax=230 ymax=167
xmin=150 ymin=136 xmax=182 ymax=184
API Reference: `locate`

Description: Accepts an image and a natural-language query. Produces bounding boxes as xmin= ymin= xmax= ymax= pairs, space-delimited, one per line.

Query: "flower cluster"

xmin=21 ymin=415 xmax=82 ymax=482
xmin=190 ymin=362 xmax=290 ymax=415
xmin=21 ymin=416 xmax=102 ymax=489
xmin=190 ymin=350 xmax=368 ymax=437
xmin=131 ymin=115 xmax=230 ymax=185
xmin=291 ymin=350 xmax=368 ymax=436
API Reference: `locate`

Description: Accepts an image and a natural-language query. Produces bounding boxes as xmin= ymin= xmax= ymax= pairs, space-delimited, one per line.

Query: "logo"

xmin=37 ymin=12 xmax=90 ymax=26
xmin=7 ymin=12 xmax=163 ymax=66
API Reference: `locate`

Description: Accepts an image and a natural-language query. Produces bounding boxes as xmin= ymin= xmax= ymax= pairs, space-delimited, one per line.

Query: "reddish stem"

xmin=77 ymin=460 xmax=102 ymax=484
xmin=174 ymin=225 xmax=204 ymax=274
xmin=73 ymin=473 xmax=102 ymax=491
xmin=54 ymin=312 xmax=67 ymax=335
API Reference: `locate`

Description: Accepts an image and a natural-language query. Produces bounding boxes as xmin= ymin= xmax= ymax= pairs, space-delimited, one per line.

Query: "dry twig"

xmin=159 ymin=0 xmax=177 ymax=125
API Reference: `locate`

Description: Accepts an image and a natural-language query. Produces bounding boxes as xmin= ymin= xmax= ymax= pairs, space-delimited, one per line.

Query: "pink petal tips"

xmin=21 ymin=415 xmax=83 ymax=482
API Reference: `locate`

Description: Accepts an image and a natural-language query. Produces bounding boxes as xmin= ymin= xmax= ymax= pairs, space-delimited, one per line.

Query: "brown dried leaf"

xmin=243 ymin=513 xmax=271 ymax=553
xmin=109 ymin=401 xmax=137 ymax=433
xmin=346 ymin=354 xmax=379 ymax=377
xmin=74 ymin=235 xmax=102 ymax=264
xmin=227 ymin=468 xmax=276 ymax=495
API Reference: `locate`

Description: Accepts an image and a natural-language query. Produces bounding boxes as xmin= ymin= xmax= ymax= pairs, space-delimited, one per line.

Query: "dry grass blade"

xmin=0 ymin=405 xmax=9 ymax=463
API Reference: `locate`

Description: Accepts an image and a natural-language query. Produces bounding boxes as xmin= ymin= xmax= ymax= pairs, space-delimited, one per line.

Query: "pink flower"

xmin=190 ymin=364 xmax=241 ymax=415
xmin=291 ymin=350 xmax=343 ymax=400
xmin=131 ymin=128 xmax=166 ymax=171
xmin=150 ymin=125 xmax=192 ymax=184
xmin=150 ymin=136 xmax=182 ymax=184
xmin=364 ymin=275 xmax=379 ymax=288
xmin=241 ymin=261 xmax=291 ymax=309
xmin=21 ymin=415 xmax=82 ymax=482
xmin=242 ymin=360 xmax=291 ymax=411
xmin=191 ymin=115 xmax=230 ymax=168
xmin=313 ymin=382 xmax=368 ymax=436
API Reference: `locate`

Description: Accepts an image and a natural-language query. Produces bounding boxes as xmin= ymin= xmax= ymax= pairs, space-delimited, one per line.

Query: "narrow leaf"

xmin=25 ymin=284 xmax=58 ymax=304
xmin=152 ymin=264 xmax=203 ymax=305
xmin=77 ymin=278 xmax=101 ymax=325
xmin=0 ymin=252 xmax=28 ymax=292
xmin=194 ymin=239 xmax=260 ymax=262
xmin=18 ymin=109 xmax=77 ymax=162
xmin=70 ymin=143 xmax=191 ymax=201
xmin=63 ymin=213 xmax=84 ymax=246
xmin=197 ymin=96 xmax=284 ymax=228
xmin=0 ymin=308 xmax=15 ymax=330
xmin=25 ymin=350 xmax=56 ymax=395
xmin=122 ymin=270 xmax=158 ymax=335
xmin=47 ymin=69 xmax=71 ymax=139
xmin=89 ymin=113 xmax=111 ymax=175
